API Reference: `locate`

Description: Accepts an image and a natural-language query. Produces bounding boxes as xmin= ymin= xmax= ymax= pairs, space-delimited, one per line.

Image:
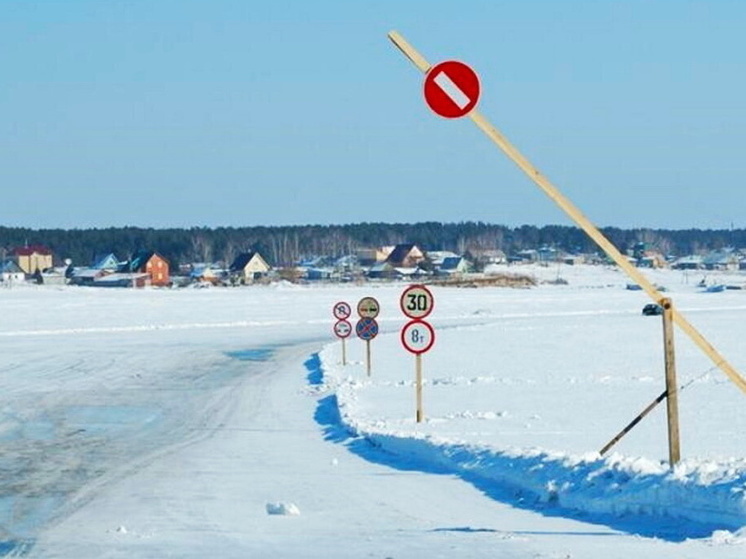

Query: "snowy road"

xmin=1 ymin=272 xmax=744 ymax=557
xmin=28 ymin=344 xmax=743 ymax=559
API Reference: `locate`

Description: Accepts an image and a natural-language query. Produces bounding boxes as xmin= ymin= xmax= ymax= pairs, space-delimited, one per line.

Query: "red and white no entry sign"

xmin=424 ymin=60 xmax=480 ymax=119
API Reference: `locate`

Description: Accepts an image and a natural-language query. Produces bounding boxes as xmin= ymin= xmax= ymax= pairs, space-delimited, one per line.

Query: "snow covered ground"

xmin=1 ymin=264 xmax=745 ymax=557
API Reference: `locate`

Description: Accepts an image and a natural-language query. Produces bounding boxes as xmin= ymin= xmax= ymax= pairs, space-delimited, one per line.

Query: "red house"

xmin=127 ymin=251 xmax=170 ymax=286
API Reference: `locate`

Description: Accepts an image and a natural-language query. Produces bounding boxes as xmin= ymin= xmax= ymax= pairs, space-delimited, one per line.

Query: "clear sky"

xmin=2 ymin=0 xmax=745 ymax=230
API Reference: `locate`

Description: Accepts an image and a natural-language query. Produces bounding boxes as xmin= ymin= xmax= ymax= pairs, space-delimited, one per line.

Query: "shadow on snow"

xmin=305 ymin=352 xmax=725 ymax=543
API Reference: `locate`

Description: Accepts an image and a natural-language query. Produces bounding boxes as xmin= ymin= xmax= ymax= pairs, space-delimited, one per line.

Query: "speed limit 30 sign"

xmin=400 ymin=284 xmax=434 ymax=319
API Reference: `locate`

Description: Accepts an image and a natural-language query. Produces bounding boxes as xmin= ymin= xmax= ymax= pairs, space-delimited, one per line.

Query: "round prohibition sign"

xmin=357 ymin=297 xmax=380 ymax=319
xmin=400 ymin=284 xmax=434 ymax=319
xmin=333 ymin=319 xmax=352 ymax=339
xmin=424 ymin=60 xmax=480 ymax=119
xmin=355 ymin=318 xmax=379 ymax=341
xmin=332 ymin=301 xmax=352 ymax=320
xmin=401 ymin=319 xmax=435 ymax=355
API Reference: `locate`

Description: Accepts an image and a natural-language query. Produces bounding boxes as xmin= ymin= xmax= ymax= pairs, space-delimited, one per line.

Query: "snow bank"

xmin=319 ymin=347 xmax=746 ymax=533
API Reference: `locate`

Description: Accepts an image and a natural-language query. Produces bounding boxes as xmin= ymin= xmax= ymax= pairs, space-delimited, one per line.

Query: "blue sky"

xmin=2 ymin=0 xmax=745 ymax=230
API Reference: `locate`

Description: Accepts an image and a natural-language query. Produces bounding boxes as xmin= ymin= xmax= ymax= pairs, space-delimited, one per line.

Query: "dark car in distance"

xmin=642 ymin=303 xmax=664 ymax=316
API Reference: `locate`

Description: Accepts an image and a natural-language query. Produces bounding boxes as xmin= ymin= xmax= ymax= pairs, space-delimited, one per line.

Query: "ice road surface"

xmin=0 ymin=264 xmax=744 ymax=557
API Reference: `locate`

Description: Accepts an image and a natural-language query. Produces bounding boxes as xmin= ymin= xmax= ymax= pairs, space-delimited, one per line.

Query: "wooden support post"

xmin=386 ymin=30 xmax=746 ymax=397
xmin=416 ymin=353 xmax=423 ymax=423
xmin=366 ymin=340 xmax=371 ymax=377
xmin=662 ymin=298 xmax=681 ymax=466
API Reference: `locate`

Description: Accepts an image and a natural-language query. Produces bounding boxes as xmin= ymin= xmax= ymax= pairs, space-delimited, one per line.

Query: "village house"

xmin=92 ymin=253 xmax=121 ymax=271
xmin=69 ymin=253 xmax=122 ymax=286
xmin=190 ymin=263 xmax=225 ymax=285
xmin=12 ymin=245 xmax=53 ymax=274
xmin=437 ymin=256 xmax=472 ymax=276
xmin=672 ymin=255 xmax=704 ymax=270
xmin=426 ymin=251 xmax=459 ymax=268
xmin=702 ymin=249 xmax=740 ymax=271
xmin=0 ymin=261 xmax=25 ymax=283
xmin=385 ymin=244 xmax=425 ymax=268
xmin=356 ymin=246 xmax=394 ymax=267
xmin=122 ymin=250 xmax=171 ymax=286
xmin=229 ymin=252 xmax=271 ymax=283
xmin=69 ymin=268 xmax=106 ymax=286
xmin=467 ymin=248 xmax=507 ymax=267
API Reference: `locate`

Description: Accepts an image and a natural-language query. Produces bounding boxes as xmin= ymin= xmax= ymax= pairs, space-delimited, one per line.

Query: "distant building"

xmin=0 ymin=261 xmax=25 ymax=283
xmin=92 ymin=253 xmax=121 ymax=271
xmin=13 ymin=245 xmax=53 ymax=274
xmin=122 ymin=251 xmax=170 ymax=286
xmin=672 ymin=255 xmax=704 ymax=270
xmin=426 ymin=251 xmax=459 ymax=268
xmin=702 ymin=249 xmax=739 ymax=271
xmin=230 ymin=252 xmax=271 ymax=283
xmin=356 ymin=247 xmax=394 ymax=267
xmin=385 ymin=244 xmax=425 ymax=268
xmin=438 ymin=256 xmax=471 ymax=276
xmin=367 ymin=261 xmax=396 ymax=280
xmin=468 ymin=249 xmax=506 ymax=266
xmin=69 ymin=268 xmax=106 ymax=286
xmin=637 ymin=251 xmax=667 ymax=269
xmin=190 ymin=263 xmax=224 ymax=285
xmin=94 ymin=273 xmax=151 ymax=288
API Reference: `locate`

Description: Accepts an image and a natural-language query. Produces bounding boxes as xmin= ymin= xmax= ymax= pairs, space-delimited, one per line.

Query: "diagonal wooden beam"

xmin=387 ymin=30 xmax=746 ymax=395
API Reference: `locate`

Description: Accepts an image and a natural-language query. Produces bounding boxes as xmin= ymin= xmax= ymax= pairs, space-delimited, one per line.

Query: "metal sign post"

xmin=387 ymin=30 xmax=746 ymax=396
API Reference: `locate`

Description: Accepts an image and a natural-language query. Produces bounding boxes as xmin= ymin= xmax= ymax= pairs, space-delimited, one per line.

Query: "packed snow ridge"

xmin=319 ymin=347 xmax=746 ymax=533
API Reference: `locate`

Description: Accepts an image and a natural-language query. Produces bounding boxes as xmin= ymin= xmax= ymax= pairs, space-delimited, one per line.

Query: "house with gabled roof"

xmin=229 ymin=252 xmax=271 ymax=283
xmin=385 ymin=244 xmax=425 ymax=268
xmin=438 ymin=256 xmax=472 ymax=276
xmin=12 ymin=245 xmax=53 ymax=274
xmin=702 ymin=249 xmax=739 ymax=271
xmin=1 ymin=261 xmax=25 ymax=283
xmin=92 ymin=253 xmax=121 ymax=271
xmin=122 ymin=250 xmax=170 ymax=286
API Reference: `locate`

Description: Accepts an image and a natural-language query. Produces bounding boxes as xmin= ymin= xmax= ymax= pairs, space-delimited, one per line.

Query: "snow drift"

xmin=319 ymin=346 xmax=746 ymax=534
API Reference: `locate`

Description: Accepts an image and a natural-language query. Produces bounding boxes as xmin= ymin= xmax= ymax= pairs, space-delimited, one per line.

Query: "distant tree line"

xmin=1 ymin=223 xmax=744 ymax=270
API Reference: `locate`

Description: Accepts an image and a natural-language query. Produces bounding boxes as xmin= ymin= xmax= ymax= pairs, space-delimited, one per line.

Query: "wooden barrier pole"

xmin=662 ymin=298 xmax=681 ymax=465
xmin=416 ymin=353 xmax=423 ymax=423
xmin=387 ymin=30 xmax=746 ymax=396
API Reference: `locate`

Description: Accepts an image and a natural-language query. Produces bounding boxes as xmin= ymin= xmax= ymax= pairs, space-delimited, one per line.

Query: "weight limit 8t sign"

xmin=401 ymin=319 xmax=435 ymax=355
